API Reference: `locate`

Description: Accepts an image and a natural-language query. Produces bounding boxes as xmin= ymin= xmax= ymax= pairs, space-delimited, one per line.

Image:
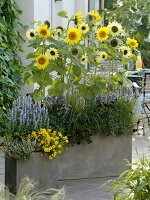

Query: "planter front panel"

xmin=5 ymin=135 xmax=132 ymax=191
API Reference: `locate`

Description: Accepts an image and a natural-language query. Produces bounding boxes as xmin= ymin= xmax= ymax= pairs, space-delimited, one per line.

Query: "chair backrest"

xmin=142 ymin=72 xmax=150 ymax=98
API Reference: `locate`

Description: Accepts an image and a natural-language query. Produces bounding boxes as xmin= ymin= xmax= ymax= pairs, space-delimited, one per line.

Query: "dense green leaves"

xmin=0 ymin=0 xmax=24 ymax=136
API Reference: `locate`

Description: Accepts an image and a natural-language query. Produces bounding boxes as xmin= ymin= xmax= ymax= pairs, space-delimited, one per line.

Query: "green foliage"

xmin=105 ymin=0 xmax=150 ymax=68
xmin=47 ymin=95 xmax=136 ymax=144
xmin=0 ymin=0 xmax=24 ymax=132
xmin=101 ymin=150 xmax=150 ymax=199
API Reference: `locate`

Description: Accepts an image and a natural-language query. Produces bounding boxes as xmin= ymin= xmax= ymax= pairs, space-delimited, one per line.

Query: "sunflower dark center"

xmin=82 ymin=58 xmax=85 ymax=61
xmin=81 ymin=26 xmax=86 ymax=30
xmin=112 ymin=26 xmax=118 ymax=33
xmin=41 ymin=29 xmax=47 ymax=35
xmin=99 ymin=31 xmax=107 ymax=38
xmin=124 ymin=50 xmax=128 ymax=55
xmin=72 ymin=48 xmax=78 ymax=55
xmin=110 ymin=39 xmax=118 ymax=47
xmin=69 ymin=32 xmax=77 ymax=40
xmin=130 ymin=42 xmax=135 ymax=46
xmin=102 ymin=55 xmax=105 ymax=58
xmin=50 ymin=51 xmax=56 ymax=56
xmin=38 ymin=58 xmax=45 ymax=65
xmin=30 ymin=32 xmax=34 ymax=37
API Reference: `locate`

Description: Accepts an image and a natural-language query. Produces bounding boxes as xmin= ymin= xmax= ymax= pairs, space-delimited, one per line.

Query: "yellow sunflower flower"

xmin=96 ymin=51 xmax=108 ymax=63
xmin=75 ymin=12 xmax=82 ymax=25
xmin=80 ymin=55 xmax=88 ymax=64
xmin=36 ymin=55 xmax=49 ymax=69
xmin=78 ymin=23 xmax=89 ymax=34
xmin=120 ymin=46 xmax=132 ymax=57
xmin=66 ymin=27 xmax=81 ymax=45
xmin=107 ymin=22 xmax=123 ymax=36
xmin=26 ymin=29 xmax=36 ymax=40
xmin=46 ymin=48 xmax=59 ymax=60
xmin=37 ymin=25 xmax=51 ymax=38
xmin=96 ymin=27 xmax=109 ymax=41
xmin=88 ymin=10 xmax=101 ymax=22
xmin=126 ymin=38 xmax=138 ymax=48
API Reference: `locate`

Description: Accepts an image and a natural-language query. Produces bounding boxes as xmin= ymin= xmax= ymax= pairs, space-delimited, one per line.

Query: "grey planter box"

xmin=5 ymin=135 xmax=132 ymax=193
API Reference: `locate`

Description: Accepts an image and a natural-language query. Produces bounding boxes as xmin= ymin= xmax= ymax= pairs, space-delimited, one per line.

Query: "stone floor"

xmin=0 ymin=126 xmax=150 ymax=200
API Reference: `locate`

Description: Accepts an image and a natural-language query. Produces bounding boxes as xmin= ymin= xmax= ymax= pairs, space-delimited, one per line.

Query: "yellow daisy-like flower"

xmin=26 ymin=29 xmax=36 ymax=40
xmin=96 ymin=27 xmax=109 ymax=41
xmin=120 ymin=46 xmax=132 ymax=57
xmin=88 ymin=10 xmax=101 ymax=22
xmin=37 ymin=25 xmax=51 ymax=38
xmin=107 ymin=22 xmax=123 ymax=36
xmin=80 ymin=55 xmax=88 ymax=64
xmin=75 ymin=12 xmax=82 ymax=25
xmin=78 ymin=23 xmax=89 ymax=34
xmin=36 ymin=55 xmax=49 ymax=69
xmin=66 ymin=27 xmax=81 ymax=45
xmin=96 ymin=51 xmax=108 ymax=63
xmin=126 ymin=38 xmax=138 ymax=48
xmin=46 ymin=48 xmax=59 ymax=60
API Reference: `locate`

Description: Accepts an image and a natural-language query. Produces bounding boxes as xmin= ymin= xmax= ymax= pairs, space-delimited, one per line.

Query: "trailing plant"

xmin=0 ymin=177 xmax=67 ymax=200
xmin=104 ymin=0 xmax=150 ymax=68
xmin=100 ymin=150 xmax=150 ymax=199
xmin=25 ymin=10 xmax=138 ymax=101
xmin=0 ymin=0 xmax=25 ymax=135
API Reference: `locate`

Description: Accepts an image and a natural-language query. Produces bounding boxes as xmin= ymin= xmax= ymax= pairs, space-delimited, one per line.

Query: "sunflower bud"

xmin=44 ymin=20 xmax=51 ymax=28
xmin=88 ymin=14 xmax=93 ymax=21
xmin=71 ymin=48 xmax=78 ymax=56
xmin=110 ymin=39 xmax=118 ymax=47
xmin=56 ymin=26 xmax=64 ymax=31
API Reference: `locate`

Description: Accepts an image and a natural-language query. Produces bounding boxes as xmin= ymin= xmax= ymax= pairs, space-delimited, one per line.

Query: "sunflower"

xmin=26 ymin=29 xmax=36 ymax=40
xmin=37 ymin=25 xmax=51 ymax=38
xmin=36 ymin=55 xmax=49 ymax=69
xmin=78 ymin=23 xmax=89 ymax=34
xmin=88 ymin=10 xmax=101 ymax=22
xmin=75 ymin=12 xmax=82 ymax=25
xmin=126 ymin=38 xmax=138 ymax=48
xmin=66 ymin=27 xmax=81 ymax=45
xmin=96 ymin=27 xmax=109 ymax=41
xmin=80 ymin=55 xmax=88 ymax=64
xmin=120 ymin=46 xmax=132 ymax=57
xmin=110 ymin=39 xmax=119 ymax=47
xmin=46 ymin=48 xmax=58 ymax=60
xmin=96 ymin=51 xmax=108 ymax=62
xmin=107 ymin=22 xmax=123 ymax=36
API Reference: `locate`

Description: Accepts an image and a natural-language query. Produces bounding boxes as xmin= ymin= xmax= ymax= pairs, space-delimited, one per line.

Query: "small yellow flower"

xmin=88 ymin=10 xmax=101 ymax=22
xmin=78 ymin=23 xmax=89 ymax=34
xmin=120 ymin=46 xmax=132 ymax=57
xmin=46 ymin=48 xmax=59 ymax=60
xmin=48 ymin=156 xmax=53 ymax=160
xmin=58 ymin=144 xmax=62 ymax=148
xmin=47 ymin=129 xmax=52 ymax=132
xmin=75 ymin=12 xmax=83 ymax=25
xmin=26 ymin=29 xmax=36 ymax=40
xmin=66 ymin=27 xmax=81 ymax=45
xmin=65 ymin=140 xmax=69 ymax=143
xmin=80 ymin=55 xmax=88 ymax=64
xmin=36 ymin=55 xmax=49 ymax=69
xmin=37 ymin=25 xmax=51 ymax=38
xmin=58 ymin=132 xmax=63 ymax=137
xmin=96 ymin=51 xmax=108 ymax=63
xmin=126 ymin=38 xmax=138 ymax=48
xmin=55 ymin=141 xmax=59 ymax=145
xmin=107 ymin=22 xmax=123 ymax=36
xmin=58 ymin=150 xmax=62 ymax=154
xmin=96 ymin=27 xmax=109 ymax=41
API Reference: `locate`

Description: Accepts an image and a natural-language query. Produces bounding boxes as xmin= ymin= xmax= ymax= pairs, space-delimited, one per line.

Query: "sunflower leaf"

xmin=57 ymin=11 xmax=68 ymax=18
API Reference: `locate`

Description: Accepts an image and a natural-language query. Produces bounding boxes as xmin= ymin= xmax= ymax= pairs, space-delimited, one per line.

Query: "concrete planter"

xmin=5 ymin=134 xmax=132 ymax=193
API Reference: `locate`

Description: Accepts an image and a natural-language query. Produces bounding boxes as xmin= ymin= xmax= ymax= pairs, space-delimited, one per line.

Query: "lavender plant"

xmin=6 ymin=96 xmax=50 ymax=137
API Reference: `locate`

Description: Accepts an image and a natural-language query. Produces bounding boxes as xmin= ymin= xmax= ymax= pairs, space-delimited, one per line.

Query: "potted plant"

xmin=1 ymin=10 xmax=138 ymax=192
